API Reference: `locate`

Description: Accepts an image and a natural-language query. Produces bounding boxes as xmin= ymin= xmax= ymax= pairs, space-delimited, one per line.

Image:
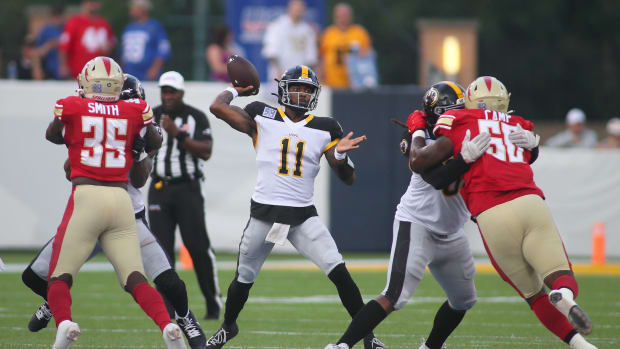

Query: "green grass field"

xmin=1 ymin=252 xmax=619 ymax=348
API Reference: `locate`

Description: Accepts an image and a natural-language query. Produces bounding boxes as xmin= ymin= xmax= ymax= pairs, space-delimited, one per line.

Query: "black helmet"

xmin=275 ymin=65 xmax=321 ymax=112
xmin=120 ymin=74 xmax=146 ymax=100
xmin=423 ymin=81 xmax=465 ymax=128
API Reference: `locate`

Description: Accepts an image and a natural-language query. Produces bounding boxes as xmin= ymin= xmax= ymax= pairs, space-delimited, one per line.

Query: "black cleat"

xmin=205 ymin=322 xmax=239 ymax=349
xmin=28 ymin=302 xmax=53 ymax=332
xmin=364 ymin=333 xmax=385 ymax=349
xmin=176 ymin=310 xmax=207 ymax=349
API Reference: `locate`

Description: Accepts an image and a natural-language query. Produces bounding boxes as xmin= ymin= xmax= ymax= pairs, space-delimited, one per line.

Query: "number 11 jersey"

xmin=433 ymin=108 xmax=544 ymax=215
xmin=244 ymin=101 xmax=343 ymax=207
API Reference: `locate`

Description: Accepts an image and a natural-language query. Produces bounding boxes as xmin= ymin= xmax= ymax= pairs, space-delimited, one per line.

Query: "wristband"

xmin=225 ymin=87 xmax=239 ymax=98
xmin=175 ymin=131 xmax=189 ymax=143
xmin=334 ymin=147 xmax=347 ymax=160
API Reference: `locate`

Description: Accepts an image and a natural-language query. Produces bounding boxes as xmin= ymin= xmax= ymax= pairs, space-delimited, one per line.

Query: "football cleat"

xmin=52 ymin=320 xmax=80 ymax=349
xmin=324 ymin=344 xmax=350 ymax=349
xmin=176 ymin=310 xmax=206 ymax=349
xmin=205 ymin=322 xmax=239 ymax=349
xmin=364 ymin=333 xmax=385 ymax=349
xmin=163 ymin=323 xmax=187 ymax=349
xmin=29 ymin=302 xmax=53 ymax=332
xmin=549 ymin=289 xmax=593 ymax=335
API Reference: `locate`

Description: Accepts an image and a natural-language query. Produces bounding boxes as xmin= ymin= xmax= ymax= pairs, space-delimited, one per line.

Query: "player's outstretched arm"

xmin=326 ymin=131 xmax=367 ymax=185
xmin=209 ymin=87 xmax=257 ymax=138
xmin=143 ymin=124 xmax=163 ymax=154
xmin=45 ymin=118 xmax=65 ymax=145
xmin=130 ymin=156 xmax=154 ymax=188
xmin=409 ymin=132 xmax=454 ymax=173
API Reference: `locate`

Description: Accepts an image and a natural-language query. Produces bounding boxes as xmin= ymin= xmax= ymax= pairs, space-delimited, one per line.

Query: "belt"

xmin=135 ymin=209 xmax=146 ymax=219
xmin=152 ymin=175 xmax=194 ymax=185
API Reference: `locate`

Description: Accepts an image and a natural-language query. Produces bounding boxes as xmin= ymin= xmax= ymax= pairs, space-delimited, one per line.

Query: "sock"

xmin=131 ymin=282 xmax=171 ymax=332
xmin=154 ymin=269 xmax=189 ymax=317
xmin=22 ymin=267 xmax=49 ymax=300
xmin=338 ymin=300 xmax=388 ymax=347
xmin=552 ymin=275 xmax=579 ymax=298
xmin=223 ymin=279 xmax=253 ymax=327
xmin=530 ymin=293 xmax=575 ymax=342
xmin=47 ymin=280 xmax=72 ymax=327
xmin=328 ymin=263 xmax=365 ymax=317
xmin=425 ymin=301 xmax=467 ymax=349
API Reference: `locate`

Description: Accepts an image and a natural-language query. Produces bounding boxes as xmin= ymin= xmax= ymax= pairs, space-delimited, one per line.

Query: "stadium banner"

xmin=225 ymin=0 xmax=326 ymax=82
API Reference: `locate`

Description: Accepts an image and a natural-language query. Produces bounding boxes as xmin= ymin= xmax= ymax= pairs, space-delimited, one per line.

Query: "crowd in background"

xmin=7 ymin=0 xmax=620 ymax=148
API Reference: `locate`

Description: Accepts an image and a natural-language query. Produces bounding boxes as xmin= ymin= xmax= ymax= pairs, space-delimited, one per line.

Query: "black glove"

xmin=132 ymin=135 xmax=146 ymax=160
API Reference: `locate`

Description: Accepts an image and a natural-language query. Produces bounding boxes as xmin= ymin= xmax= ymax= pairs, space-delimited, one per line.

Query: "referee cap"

xmin=159 ymin=71 xmax=185 ymax=91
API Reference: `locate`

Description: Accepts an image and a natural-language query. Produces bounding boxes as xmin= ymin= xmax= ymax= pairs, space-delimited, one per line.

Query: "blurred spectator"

xmin=120 ymin=0 xmax=170 ymax=81
xmin=205 ymin=25 xmax=245 ymax=82
xmin=319 ymin=3 xmax=372 ymax=89
xmin=59 ymin=0 xmax=115 ymax=79
xmin=545 ymin=108 xmax=597 ymax=148
xmin=262 ymin=0 xmax=318 ymax=85
xmin=35 ymin=3 xmax=65 ymax=79
xmin=15 ymin=36 xmax=44 ymax=80
xmin=597 ymin=118 xmax=620 ymax=149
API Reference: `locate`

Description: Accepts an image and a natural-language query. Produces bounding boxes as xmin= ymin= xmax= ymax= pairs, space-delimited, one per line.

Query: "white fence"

xmin=1 ymin=80 xmax=618 ymax=258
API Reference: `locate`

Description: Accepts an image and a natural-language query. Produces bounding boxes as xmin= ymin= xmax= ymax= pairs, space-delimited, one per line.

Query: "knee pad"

xmin=448 ymin=293 xmax=477 ymax=311
xmin=237 ymin=263 xmax=259 ymax=284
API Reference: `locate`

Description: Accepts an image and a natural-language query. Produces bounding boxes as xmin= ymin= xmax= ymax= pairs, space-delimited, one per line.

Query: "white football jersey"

xmin=395 ymin=134 xmax=470 ymax=236
xmin=128 ymin=183 xmax=145 ymax=214
xmin=244 ymin=102 xmax=343 ymax=207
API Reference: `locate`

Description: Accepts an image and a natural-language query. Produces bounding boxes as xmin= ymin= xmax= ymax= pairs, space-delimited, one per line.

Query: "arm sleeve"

xmin=420 ymin=154 xmax=470 ymax=190
xmin=323 ymin=119 xmax=344 ymax=152
xmin=243 ymin=101 xmax=267 ymax=120
xmin=529 ymin=146 xmax=539 ymax=164
xmin=156 ymin=22 xmax=171 ymax=59
xmin=193 ymin=111 xmax=213 ymax=141
xmin=140 ymin=101 xmax=153 ymax=126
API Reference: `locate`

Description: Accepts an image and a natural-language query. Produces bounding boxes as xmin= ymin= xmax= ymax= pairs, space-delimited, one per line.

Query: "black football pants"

xmin=148 ymin=179 xmax=220 ymax=316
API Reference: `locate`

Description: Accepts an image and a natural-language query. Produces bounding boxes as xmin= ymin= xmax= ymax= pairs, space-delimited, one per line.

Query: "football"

xmin=226 ymin=55 xmax=260 ymax=96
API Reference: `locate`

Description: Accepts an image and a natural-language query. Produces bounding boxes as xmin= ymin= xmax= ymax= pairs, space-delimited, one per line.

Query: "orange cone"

xmin=591 ymin=222 xmax=606 ymax=266
xmin=179 ymin=244 xmax=194 ymax=270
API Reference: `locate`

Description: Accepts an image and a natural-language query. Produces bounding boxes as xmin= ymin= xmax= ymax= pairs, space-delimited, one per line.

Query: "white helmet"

xmin=77 ymin=56 xmax=124 ymax=102
xmin=465 ymin=76 xmax=510 ymax=113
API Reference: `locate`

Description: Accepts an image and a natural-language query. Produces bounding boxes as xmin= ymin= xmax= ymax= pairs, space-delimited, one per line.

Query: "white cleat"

xmin=52 ymin=320 xmax=81 ymax=349
xmin=324 ymin=344 xmax=350 ymax=349
xmin=163 ymin=323 xmax=187 ymax=349
xmin=549 ymin=289 xmax=593 ymax=335
xmin=569 ymin=333 xmax=598 ymax=349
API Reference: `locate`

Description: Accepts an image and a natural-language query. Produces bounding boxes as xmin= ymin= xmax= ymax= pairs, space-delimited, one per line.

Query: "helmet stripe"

xmin=102 ymin=57 xmax=112 ymax=76
xmin=301 ymin=65 xmax=309 ymax=78
xmin=444 ymin=81 xmax=464 ymax=98
xmin=484 ymin=76 xmax=493 ymax=91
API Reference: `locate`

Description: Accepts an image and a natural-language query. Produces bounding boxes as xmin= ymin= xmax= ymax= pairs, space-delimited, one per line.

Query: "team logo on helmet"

xmin=424 ymin=88 xmax=439 ymax=108
xmin=400 ymin=138 xmax=409 ymax=156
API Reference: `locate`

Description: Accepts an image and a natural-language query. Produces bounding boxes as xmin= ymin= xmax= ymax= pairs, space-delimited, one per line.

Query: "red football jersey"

xmin=59 ymin=14 xmax=115 ymax=78
xmin=433 ymin=108 xmax=544 ymax=215
xmin=54 ymin=96 xmax=153 ymax=183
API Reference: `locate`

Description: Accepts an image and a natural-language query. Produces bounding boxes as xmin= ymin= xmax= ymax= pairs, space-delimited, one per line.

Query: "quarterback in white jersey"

xmin=207 ymin=65 xmax=384 ymax=349
xmin=326 ymin=82 xmax=484 ymax=349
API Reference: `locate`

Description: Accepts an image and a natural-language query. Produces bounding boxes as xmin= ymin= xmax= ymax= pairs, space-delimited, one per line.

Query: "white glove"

xmin=461 ymin=129 xmax=491 ymax=164
xmin=508 ymin=124 xmax=540 ymax=150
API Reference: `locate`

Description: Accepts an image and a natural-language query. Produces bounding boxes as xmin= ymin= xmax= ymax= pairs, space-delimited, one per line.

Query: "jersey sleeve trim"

xmin=323 ymin=139 xmax=340 ymax=153
xmin=54 ymin=105 xmax=63 ymax=117
xmin=305 ymin=114 xmax=314 ymax=123
xmin=142 ymin=104 xmax=153 ymax=125
xmin=433 ymin=115 xmax=456 ymax=135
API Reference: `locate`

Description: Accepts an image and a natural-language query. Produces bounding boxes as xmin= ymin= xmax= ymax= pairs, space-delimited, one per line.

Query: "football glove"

xmin=406 ymin=110 xmax=427 ymax=133
xmin=461 ymin=129 xmax=491 ymax=164
xmin=132 ymin=135 xmax=146 ymax=160
xmin=508 ymin=123 xmax=540 ymax=150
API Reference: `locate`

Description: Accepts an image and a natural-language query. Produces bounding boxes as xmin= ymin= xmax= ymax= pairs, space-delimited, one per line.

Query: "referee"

xmin=148 ymin=71 xmax=221 ymax=320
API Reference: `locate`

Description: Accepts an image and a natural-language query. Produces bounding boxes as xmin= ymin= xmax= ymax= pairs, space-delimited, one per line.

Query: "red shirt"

xmin=59 ymin=14 xmax=115 ymax=78
xmin=433 ymin=108 xmax=544 ymax=215
xmin=54 ymin=96 xmax=153 ymax=183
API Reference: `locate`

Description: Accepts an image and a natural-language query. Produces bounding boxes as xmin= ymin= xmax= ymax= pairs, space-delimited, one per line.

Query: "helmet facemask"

xmin=277 ymin=79 xmax=321 ymax=112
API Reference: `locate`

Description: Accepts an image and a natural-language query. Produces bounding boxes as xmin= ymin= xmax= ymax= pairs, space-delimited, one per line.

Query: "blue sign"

xmin=226 ymin=0 xmax=326 ymax=82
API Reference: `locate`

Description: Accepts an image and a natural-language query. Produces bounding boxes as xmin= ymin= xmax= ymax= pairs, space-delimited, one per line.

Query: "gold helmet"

xmin=77 ymin=56 xmax=124 ymax=102
xmin=465 ymin=76 xmax=510 ymax=113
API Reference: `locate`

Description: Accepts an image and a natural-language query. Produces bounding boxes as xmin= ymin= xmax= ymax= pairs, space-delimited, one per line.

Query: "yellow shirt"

xmin=320 ymin=25 xmax=371 ymax=88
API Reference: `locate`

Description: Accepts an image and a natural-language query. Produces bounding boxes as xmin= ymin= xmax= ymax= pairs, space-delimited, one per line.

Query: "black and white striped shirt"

xmin=152 ymin=103 xmax=212 ymax=180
